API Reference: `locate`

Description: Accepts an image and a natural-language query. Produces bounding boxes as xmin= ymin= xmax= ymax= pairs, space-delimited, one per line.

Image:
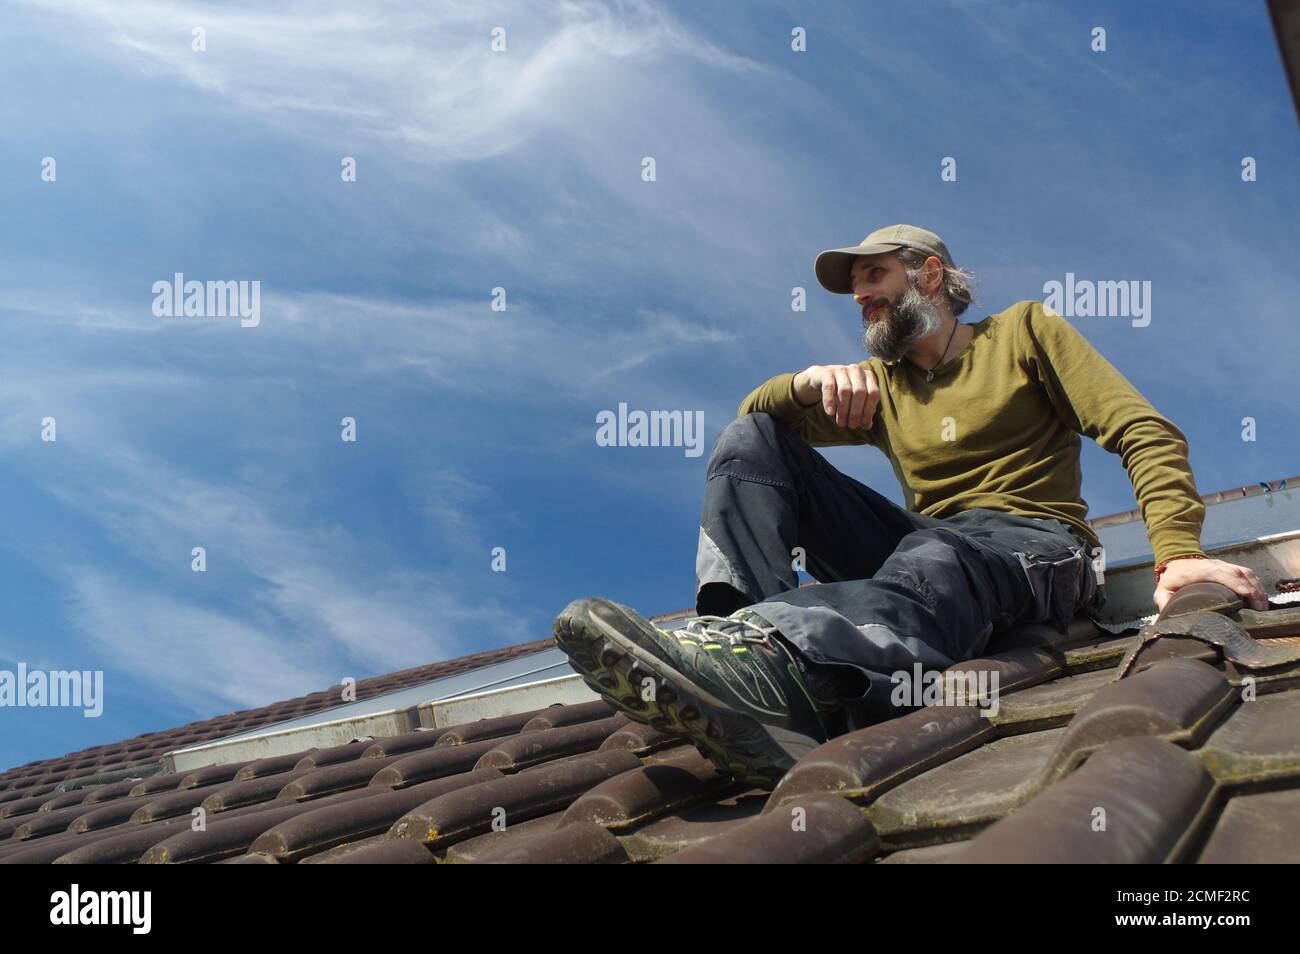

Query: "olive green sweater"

xmin=737 ymin=299 xmax=1205 ymax=566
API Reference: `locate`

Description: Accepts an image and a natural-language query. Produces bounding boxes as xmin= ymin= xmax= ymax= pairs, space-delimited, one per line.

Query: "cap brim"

xmin=814 ymin=242 xmax=904 ymax=295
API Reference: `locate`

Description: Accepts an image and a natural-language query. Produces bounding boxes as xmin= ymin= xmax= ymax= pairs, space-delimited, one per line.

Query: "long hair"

xmin=894 ymin=247 xmax=977 ymax=317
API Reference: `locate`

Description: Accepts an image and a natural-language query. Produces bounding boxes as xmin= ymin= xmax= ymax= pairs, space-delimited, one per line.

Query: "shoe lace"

xmin=680 ymin=613 xmax=774 ymax=647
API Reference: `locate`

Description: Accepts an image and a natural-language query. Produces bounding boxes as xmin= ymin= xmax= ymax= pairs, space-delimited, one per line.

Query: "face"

xmin=850 ymin=252 xmax=943 ymax=362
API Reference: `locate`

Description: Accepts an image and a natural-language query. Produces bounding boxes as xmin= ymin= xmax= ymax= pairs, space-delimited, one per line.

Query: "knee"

xmin=707 ymin=412 xmax=793 ymax=478
xmin=875 ymin=528 xmax=968 ymax=592
xmin=893 ymin=527 xmax=959 ymax=556
xmin=723 ymin=411 xmax=778 ymax=438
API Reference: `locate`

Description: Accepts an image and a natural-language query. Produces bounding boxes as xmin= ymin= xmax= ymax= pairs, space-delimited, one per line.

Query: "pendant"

xmin=926 ymin=369 xmax=934 ymax=382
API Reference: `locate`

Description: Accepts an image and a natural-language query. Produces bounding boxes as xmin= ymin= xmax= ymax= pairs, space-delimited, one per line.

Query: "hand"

xmin=1153 ymin=557 xmax=1268 ymax=613
xmin=793 ymin=364 xmax=880 ymax=429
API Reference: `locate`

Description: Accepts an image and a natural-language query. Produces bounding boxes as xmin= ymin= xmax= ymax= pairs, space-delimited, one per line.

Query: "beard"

xmin=860 ymin=282 xmax=944 ymax=363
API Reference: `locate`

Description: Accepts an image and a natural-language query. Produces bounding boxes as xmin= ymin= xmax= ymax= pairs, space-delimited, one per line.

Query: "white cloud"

xmin=26 ymin=0 xmax=762 ymax=161
xmin=66 ymin=568 xmax=330 ymax=713
xmin=0 ymin=339 xmax=542 ymax=714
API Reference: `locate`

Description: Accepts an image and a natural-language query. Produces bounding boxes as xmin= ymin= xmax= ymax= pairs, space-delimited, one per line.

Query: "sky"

xmin=1 ymin=0 xmax=1297 ymax=771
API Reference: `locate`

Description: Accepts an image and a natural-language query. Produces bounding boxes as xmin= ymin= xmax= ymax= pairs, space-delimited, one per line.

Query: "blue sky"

xmin=2 ymin=0 xmax=1296 ymax=771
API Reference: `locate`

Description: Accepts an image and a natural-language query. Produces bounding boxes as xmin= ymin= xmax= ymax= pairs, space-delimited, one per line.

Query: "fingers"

xmin=845 ymin=366 xmax=869 ymax=429
xmin=1233 ymin=565 xmax=1269 ymax=610
xmin=1166 ymin=559 xmax=1270 ymax=611
xmin=1209 ymin=562 xmax=1268 ymax=610
xmin=819 ymin=367 xmax=838 ymax=419
xmin=817 ymin=365 xmax=878 ymax=429
xmin=862 ymin=367 xmax=880 ymax=427
xmin=832 ymin=366 xmax=854 ymax=427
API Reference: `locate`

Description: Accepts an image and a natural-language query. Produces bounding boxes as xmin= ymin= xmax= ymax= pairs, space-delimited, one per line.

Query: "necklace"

xmin=925 ymin=321 xmax=960 ymax=381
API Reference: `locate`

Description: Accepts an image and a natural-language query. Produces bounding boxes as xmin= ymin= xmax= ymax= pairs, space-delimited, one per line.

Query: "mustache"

xmin=861 ymin=296 xmax=890 ymax=319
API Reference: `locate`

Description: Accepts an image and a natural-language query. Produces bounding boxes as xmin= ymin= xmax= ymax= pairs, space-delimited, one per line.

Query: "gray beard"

xmin=861 ymin=284 xmax=944 ymax=363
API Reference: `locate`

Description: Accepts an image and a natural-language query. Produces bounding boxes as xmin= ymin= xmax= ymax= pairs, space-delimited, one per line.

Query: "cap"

xmin=814 ymin=224 xmax=954 ymax=295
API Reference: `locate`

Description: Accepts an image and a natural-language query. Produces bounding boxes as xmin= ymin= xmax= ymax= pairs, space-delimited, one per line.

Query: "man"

xmin=554 ymin=224 xmax=1268 ymax=790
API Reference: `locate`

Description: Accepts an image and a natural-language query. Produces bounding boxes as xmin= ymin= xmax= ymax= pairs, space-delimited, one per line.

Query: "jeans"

xmin=694 ymin=412 xmax=1104 ymax=733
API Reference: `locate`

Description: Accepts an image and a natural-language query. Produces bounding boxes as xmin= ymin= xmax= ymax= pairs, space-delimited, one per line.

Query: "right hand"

xmin=793 ymin=364 xmax=880 ymax=429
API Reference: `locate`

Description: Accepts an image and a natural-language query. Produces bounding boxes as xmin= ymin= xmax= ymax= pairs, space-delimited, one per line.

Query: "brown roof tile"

xmin=1195 ymin=788 xmax=1300 ymax=863
xmin=1036 ymin=657 xmax=1235 ymax=784
xmin=4 ymin=578 xmax=1300 ymax=864
xmin=946 ymin=737 xmax=1217 ymax=863
xmin=387 ymin=749 xmax=642 ymax=846
xmin=471 ymin=820 xmax=629 ymax=864
xmin=658 ymin=792 xmax=879 ymax=864
xmin=249 ymin=768 xmax=503 ymax=862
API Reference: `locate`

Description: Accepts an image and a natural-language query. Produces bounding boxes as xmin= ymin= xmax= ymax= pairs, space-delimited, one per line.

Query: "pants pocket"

xmin=1010 ymin=536 xmax=1096 ymax=634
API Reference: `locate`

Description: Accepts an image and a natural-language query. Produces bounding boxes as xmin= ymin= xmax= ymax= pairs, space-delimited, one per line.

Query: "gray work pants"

xmin=694 ymin=412 xmax=1104 ymax=732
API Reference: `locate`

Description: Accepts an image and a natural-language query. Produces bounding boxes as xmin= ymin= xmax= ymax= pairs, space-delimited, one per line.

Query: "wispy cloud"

xmin=27 ymin=0 xmax=763 ymax=160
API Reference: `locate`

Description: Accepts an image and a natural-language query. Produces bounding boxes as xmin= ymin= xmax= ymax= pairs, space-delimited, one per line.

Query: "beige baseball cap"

xmin=815 ymin=224 xmax=954 ymax=295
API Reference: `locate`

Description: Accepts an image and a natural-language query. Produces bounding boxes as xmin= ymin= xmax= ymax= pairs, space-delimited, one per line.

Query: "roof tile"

xmin=558 ymin=747 xmax=733 ymax=831
xmin=355 ymin=729 xmax=447 ymax=760
xmin=596 ymin=720 xmax=681 ymax=754
xmin=865 ymin=727 xmax=1067 ymax=846
xmin=141 ymin=789 xmax=379 ymax=864
xmin=659 ymin=793 xmax=878 ymax=864
xmin=199 ymin=770 xmax=312 ymax=812
xmin=985 ymin=667 xmax=1116 ymax=730
xmin=1037 ymin=658 xmax=1234 ymax=785
xmin=946 ymin=737 xmax=1216 ymax=863
xmin=945 ymin=645 xmax=1063 ymax=694
xmin=248 ymin=768 xmax=503 ymax=862
xmin=234 ymin=753 xmax=315 ymax=781
xmin=616 ymin=791 xmax=767 ymax=862
xmin=470 ymin=820 xmax=629 ymax=864
xmin=766 ymin=705 xmax=995 ymax=809
xmin=277 ymin=755 xmax=406 ymax=799
xmin=521 ymin=699 xmax=619 ymax=730
xmin=368 ymin=737 xmax=506 ymax=787
xmin=387 ymin=749 xmax=642 ymax=846
xmin=473 ymin=715 xmax=631 ymax=771
xmin=311 ymin=838 xmax=436 ymax=864
xmin=1196 ymin=686 xmax=1300 ymax=784
xmin=1195 ymin=788 xmax=1300 ymax=863
xmin=293 ymin=740 xmax=382 ymax=769
xmin=442 ymin=811 xmax=565 ymax=862
xmin=5 ymin=575 xmax=1298 ymax=865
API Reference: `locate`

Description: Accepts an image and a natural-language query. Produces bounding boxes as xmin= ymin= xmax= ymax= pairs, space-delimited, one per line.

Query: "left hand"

xmin=1153 ymin=557 xmax=1269 ymax=613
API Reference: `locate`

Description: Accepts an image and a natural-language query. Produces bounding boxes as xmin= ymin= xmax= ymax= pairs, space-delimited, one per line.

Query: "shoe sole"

xmin=554 ymin=599 xmax=821 ymax=790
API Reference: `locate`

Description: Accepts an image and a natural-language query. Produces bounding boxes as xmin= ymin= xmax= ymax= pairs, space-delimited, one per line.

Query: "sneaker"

xmin=553 ymin=597 xmax=841 ymax=789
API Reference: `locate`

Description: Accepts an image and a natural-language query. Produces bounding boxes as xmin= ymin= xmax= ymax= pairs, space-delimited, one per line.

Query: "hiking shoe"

xmin=553 ymin=597 xmax=841 ymax=789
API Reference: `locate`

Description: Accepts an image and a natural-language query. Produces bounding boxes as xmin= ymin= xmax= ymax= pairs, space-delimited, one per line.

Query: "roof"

xmin=0 ymin=637 xmax=554 ymax=792
xmin=1 ymin=585 xmax=1297 ymax=864
xmin=2 ymin=475 xmax=1299 ymax=864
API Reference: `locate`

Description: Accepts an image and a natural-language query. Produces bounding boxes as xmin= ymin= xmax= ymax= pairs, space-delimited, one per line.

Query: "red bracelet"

xmin=1154 ymin=553 xmax=1208 ymax=583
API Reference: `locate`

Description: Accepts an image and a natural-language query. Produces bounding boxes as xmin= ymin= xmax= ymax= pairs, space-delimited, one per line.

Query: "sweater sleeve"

xmin=736 ymin=368 xmax=881 ymax=448
xmin=1018 ymin=300 xmax=1205 ymax=565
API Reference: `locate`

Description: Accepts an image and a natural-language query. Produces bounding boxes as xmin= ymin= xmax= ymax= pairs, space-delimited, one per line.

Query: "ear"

xmin=923 ymin=256 xmax=944 ymax=292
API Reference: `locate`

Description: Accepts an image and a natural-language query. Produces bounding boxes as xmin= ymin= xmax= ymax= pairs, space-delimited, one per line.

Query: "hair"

xmin=893 ymin=247 xmax=976 ymax=318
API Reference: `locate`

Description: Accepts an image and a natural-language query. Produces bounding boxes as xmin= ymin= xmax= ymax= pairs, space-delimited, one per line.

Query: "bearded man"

xmin=554 ymin=224 xmax=1267 ymax=790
